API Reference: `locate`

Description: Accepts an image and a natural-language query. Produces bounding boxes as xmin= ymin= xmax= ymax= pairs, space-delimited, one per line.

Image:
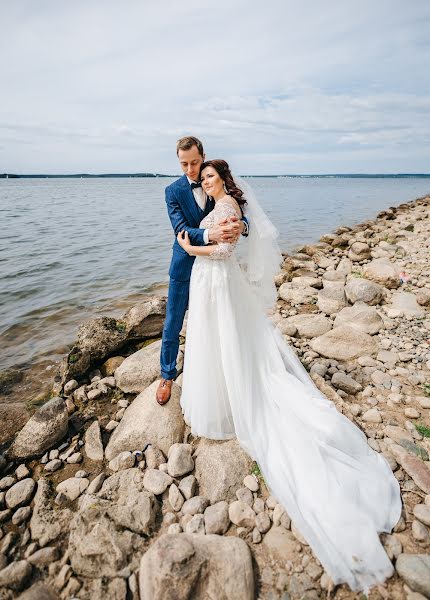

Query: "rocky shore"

xmin=0 ymin=194 xmax=430 ymax=600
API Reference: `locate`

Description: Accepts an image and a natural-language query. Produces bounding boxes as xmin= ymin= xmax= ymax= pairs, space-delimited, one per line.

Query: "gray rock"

xmin=182 ymin=496 xmax=210 ymax=516
xmin=86 ymin=472 xmax=106 ymax=495
xmin=255 ymin=511 xmax=271 ymax=533
xmin=284 ymin=314 xmax=332 ymax=339
xmin=64 ymin=379 xmax=78 ymax=396
xmin=0 ymin=560 xmax=32 ymax=591
xmin=310 ymin=325 xmax=378 ymax=360
xmin=388 ymin=444 xmax=430 ymax=494
xmin=143 ymin=469 xmax=173 ymax=495
xmin=16 ymin=582 xmax=58 ymax=599
xmin=66 ymin=451 xmax=82 ymax=464
xmin=144 ymin=444 xmax=166 ymax=469
xmin=344 ymin=278 xmax=385 ymax=306
xmin=236 ymin=487 xmax=253 ymax=506
xmin=109 ymin=451 xmax=135 ymax=472
xmin=204 ymin=501 xmax=230 ymax=535
xmin=194 ymin=439 xmax=253 ymax=504
xmin=84 ymin=421 xmax=104 ymax=462
xmin=229 ymin=501 xmax=256 ymax=527
xmin=12 ymin=506 xmax=32 ymax=525
xmin=278 ymin=284 xmax=317 ymax=305
xmin=26 ymin=546 xmax=59 ymax=565
xmin=5 ymin=478 xmax=36 ymax=509
xmin=331 ymin=372 xmax=362 ymax=394
xmin=263 ymin=526 xmax=297 ymax=561
xmin=122 ymin=297 xmax=167 ymax=339
xmin=56 ymin=477 xmax=89 ymax=501
xmin=389 ymin=292 xmax=425 ymax=318
xmin=167 ymin=443 xmax=194 ymax=478
xmin=139 ymin=534 xmax=254 ymax=600
xmin=348 ymin=241 xmax=371 ymax=261
xmin=29 ymin=478 xmax=72 ymax=544
xmin=97 ymin=468 xmax=158 ymax=536
xmin=362 ymin=408 xmax=382 ymax=423
xmin=15 ymin=464 xmax=30 ymax=480
xmin=7 ymin=397 xmax=68 ymax=460
xmin=0 ymin=404 xmax=30 ymax=447
xmin=414 ymin=504 xmax=430 ymax=527
xmin=363 ymin=258 xmax=400 ymax=289
xmin=105 ymin=380 xmax=185 ymax=459
xmin=243 ymin=475 xmax=259 ymax=492
xmin=178 ymin=475 xmax=197 ymax=500
xmin=185 ymin=513 xmax=205 ymax=535
xmin=333 ymin=302 xmax=384 ymax=335
xmin=0 ymin=476 xmax=16 ymax=491
xmin=395 ymin=554 xmax=430 ymax=597
xmin=168 ymin=483 xmax=184 ymax=512
xmin=317 ymin=286 xmax=347 ymax=315
xmin=115 ymin=340 xmax=183 ymax=394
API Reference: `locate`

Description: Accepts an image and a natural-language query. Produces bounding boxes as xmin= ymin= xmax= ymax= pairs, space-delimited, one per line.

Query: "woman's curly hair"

xmin=199 ymin=159 xmax=246 ymax=208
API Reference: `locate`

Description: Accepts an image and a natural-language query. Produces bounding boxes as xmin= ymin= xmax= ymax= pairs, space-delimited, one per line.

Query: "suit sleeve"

xmin=165 ymin=186 xmax=206 ymax=246
xmin=241 ymin=215 xmax=249 ymax=237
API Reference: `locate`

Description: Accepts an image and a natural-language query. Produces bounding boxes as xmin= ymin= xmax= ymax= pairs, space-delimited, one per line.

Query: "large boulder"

xmin=123 ymin=296 xmax=167 ymax=339
xmin=115 ymin=340 xmax=183 ymax=394
xmin=388 ymin=292 xmax=425 ymax=318
xmin=68 ymin=493 xmax=147 ymax=578
xmin=63 ymin=297 xmax=166 ymax=381
xmin=363 ymin=259 xmax=401 ymax=289
xmin=139 ymin=534 xmax=254 ymax=600
xmin=284 ymin=314 xmax=332 ymax=339
xmin=310 ymin=325 xmax=378 ymax=361
xmin=105 ymin=380 xmax=185 ymax=459
xmin=194 ymin=439 xmax=253 ymax=504
xmin=333 ymin=302 xmax=384 ymax=335
xmin=344 ymin=278 xmax=385 ymax=306
xmin=7 ymin=397 xmax=68 ymax=460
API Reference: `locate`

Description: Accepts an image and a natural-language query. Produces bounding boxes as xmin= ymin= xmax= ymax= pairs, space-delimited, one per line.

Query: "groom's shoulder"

xmin=165 ymin=175 xmax=186 ymax=194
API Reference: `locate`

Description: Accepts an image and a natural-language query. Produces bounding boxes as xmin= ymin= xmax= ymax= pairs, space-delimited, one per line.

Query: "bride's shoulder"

xmin=216 ymin=196 xmax=241 ymax=216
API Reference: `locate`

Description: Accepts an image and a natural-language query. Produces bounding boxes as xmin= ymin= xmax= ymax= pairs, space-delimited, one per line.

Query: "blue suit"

xmin=160 ymin=174 xmax=247 ymax=379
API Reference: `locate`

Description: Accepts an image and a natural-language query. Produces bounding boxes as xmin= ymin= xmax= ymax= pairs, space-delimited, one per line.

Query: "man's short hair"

xmin=176 ymin=136 xmax=204 ymax=157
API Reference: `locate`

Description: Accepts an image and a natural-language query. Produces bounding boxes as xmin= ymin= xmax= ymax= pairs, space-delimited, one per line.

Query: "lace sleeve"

xmin=208 ymin=202 xmax=240 ymax=261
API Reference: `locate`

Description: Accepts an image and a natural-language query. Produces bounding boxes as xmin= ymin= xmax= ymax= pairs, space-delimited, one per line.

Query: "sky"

xmin=1 ymin=0 xmax=430 ymax=174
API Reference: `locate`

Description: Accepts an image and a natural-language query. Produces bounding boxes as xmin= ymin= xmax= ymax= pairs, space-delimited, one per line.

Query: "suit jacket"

xmin=165 ymin=174 xmax=248 ymax=281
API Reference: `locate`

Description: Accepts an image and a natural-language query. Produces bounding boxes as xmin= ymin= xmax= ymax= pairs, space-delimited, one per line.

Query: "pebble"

xmin=5 ymin=478 xmax=36 ymax=509
xmin=185 ymin=513 xmax=205 ymax=535
xmin=168 ymin=523 xmax=182 ymax=534
xmin=255 ymin=511 xmax=271 ymax=533
xmin=413 ymin=504 xmax=430 ymax=526
xmin=0 ymin=477 xmax=16 ymax=491
xmin=55 ymin=477 xmax=89 ymax=501
xmin=404 ymin=407 xmax=420 ymax=419
xmin=228 ymin=500 xmax=256 ymax=528
xmin=0 ymin=560 xmax=32 ymax=591
xmin=236 ymin=487 xmax=253 ymax=506
xmin=67 ymin=452 xmax=83 ymax=464
xmin=182 ymin=496 xmax=209 ymax=516
xmin=204 ymin=501 xmax=230 ymax=535
xmin=12 ymin=506 xmax=32 ymax=525
xmin=109 ymin=451 xmax=135 ymax=472
xmin=15 ymin=464 xmax=30 ymax=480
xmin=243 ymin=474 xmax=259 ymax=492
xmin=44 ymin=459 xmax=62 ymax=473
xmin=105 ymin=420 xmax=119 ymax=431
xmin=168 ymin=483 xmax=184 ymax=512
xmin=362 ymin=408 xmax=382 ymax=423
xmin=412 ymin=519 xmax=430 ymax=542
xmin=143 ymin=469 xmax=172 ymax=495
xmin=178 ymin=475 xmax=197 ymax=500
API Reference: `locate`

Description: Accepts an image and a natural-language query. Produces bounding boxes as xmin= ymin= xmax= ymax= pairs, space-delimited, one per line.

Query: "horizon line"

xmin=2 ymin=172 xmax=430 ymax=179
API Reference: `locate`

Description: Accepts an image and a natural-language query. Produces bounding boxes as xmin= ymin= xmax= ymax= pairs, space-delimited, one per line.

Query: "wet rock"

xmin=139 ymin=533 xmax=254 ymax=600
xmin=7 ymin=397 xmax=68 ymax=460
xmin=0 ymin=404 xmax=30 ymax=446
xmin=310 ymin=325 xmax=378 ymax=360
xmin=105 ymin=380 xmax=185 ymax=459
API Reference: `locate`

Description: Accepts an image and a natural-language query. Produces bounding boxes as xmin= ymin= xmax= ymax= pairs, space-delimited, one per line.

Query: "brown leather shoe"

xmin=156 ymin=379 xmax=173 ymax=405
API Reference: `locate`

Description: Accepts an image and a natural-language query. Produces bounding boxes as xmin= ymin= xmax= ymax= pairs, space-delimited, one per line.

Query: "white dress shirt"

xmin=187 ymin=176 xmax=209 ymax=244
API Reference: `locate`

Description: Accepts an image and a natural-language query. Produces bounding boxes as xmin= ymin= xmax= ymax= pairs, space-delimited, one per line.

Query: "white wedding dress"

xmin=180 ymin=200 xmax=402 ymax=593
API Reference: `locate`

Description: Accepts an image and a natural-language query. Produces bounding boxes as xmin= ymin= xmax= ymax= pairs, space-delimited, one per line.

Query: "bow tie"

xmin=190 ymin=182 xmax=202 ymax=190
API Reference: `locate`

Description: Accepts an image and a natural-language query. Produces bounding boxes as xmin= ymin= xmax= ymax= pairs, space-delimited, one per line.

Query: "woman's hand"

xmin=177 ymin=230 xmax=193 ymax=254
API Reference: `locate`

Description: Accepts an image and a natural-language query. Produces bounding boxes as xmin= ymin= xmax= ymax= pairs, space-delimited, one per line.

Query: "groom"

xmin=156 ymin=136 xmax=249 ymax=404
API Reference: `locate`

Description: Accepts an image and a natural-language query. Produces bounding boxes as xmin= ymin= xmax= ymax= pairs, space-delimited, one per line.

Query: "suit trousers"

xmin=160 ymin=278 xmax=190 ymax=380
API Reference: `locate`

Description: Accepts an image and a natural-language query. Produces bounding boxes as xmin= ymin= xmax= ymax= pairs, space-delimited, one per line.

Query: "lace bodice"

xmin=200 ymin=201 xmax=240 ymax=260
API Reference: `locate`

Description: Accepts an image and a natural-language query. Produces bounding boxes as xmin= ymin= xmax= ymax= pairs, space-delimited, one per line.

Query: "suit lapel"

xmin=178 ymin=175 xmax=202 ymax=226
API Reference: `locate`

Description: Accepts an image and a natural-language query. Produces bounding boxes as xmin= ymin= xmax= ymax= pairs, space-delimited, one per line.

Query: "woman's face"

xmin=201 ymin=166 xmax=224 ymax=197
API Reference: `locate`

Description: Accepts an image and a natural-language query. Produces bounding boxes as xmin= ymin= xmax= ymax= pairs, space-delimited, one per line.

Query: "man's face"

xmin=178 ymin=145 xmax=205 ymax=181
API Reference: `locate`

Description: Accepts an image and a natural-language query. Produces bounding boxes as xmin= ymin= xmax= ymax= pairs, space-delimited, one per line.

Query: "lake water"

xmin=1 ymin=176 xmax=429 ymax=371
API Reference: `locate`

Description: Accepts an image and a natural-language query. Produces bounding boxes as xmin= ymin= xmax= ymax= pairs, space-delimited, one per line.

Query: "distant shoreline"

xmin=1 ymin=173 xmax=430 ymax=179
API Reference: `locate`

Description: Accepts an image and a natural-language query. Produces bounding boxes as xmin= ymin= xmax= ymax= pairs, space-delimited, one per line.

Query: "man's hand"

xmin=208 ymin=216 xmax=245 ymax=243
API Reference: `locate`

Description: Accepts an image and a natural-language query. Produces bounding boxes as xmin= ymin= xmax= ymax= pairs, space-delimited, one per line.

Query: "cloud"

xmin=1 ymin=0 xmax=429 ymax=173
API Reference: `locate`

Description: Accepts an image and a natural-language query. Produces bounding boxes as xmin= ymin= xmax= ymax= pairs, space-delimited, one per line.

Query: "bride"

xmin=176 ymin=159 xmax=402 ymax=594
